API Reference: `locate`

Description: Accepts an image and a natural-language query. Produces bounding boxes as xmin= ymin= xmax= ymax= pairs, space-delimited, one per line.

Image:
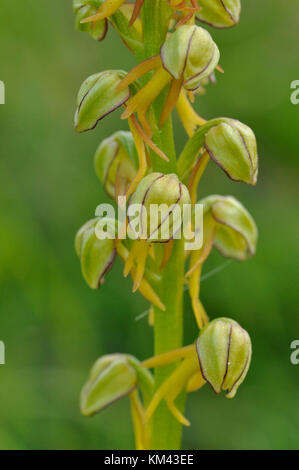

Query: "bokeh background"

xmin=0 ymin=0 xmax=298 ymax=450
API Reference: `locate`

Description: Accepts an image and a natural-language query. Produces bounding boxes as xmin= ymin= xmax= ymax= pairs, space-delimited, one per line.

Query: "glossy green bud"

xmin=161 ymin=25 xmax=220 ymax=91
xmin=94 ymin=131 xmax=138 ymax=199
xmin=128 ymin=173 xmax=191 ymax=241
xmin=196 ymin=317 xmax=251 ymax=398
xmin=75 ymin=218 xmax=116 ymax=289
xmin=204 ymin=119 xmax=258 ymax=185
xmin=80 ymin=354 xmax=137 ymax=416
xmin=200 ymin=195 xmax=257 ymax=260
xmin=196 ymin=0 xmax=241 ymax=29
xmin=74 ymin=70 xmax=130 ymax=132
xmin=73 ymin=1 xmax=108 ymax=41
xmin=80 ymin=353 xmax=154 ymax=416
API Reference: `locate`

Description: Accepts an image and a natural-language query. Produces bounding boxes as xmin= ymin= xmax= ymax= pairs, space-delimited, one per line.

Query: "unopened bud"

xmin=200 ymin=195 xmax=257 ymax=260
xmin=161 ymin=25 xmax=220 ymax=91
xmin=196 ymin=317 xmax=251 ymax=398
xmin=128 ymin=173 xmax=191 ymax=241
xmin=75 ymin=218 xmax=116 ymax=289
xmin=196 ymin=0 xmax=241 ymax=29
xmin=74 ymin=70 xmax=130 ymax=132
xmin=73 ymin=1 xmax=108 ymax=41
xmin=204 ymin=119 xmax=258 ymax=185
xmin=94 ymin=131 xmax=137 ymax=199
xmin=80 ymin=354 xmax=137 ymax=416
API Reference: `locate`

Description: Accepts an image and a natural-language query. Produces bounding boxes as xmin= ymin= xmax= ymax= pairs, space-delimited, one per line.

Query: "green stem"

xmin=141 ymin=0 xmax=186 ymax=450
xmin=151 ymin=241 xmax=186 ymax=450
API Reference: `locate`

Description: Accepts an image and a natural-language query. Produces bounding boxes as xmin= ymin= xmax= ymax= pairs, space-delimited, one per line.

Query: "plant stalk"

xmin=142 ymin=0 xmax=186 ymax=450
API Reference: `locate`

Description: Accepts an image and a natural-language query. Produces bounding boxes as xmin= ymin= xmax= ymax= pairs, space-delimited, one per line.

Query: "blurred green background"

xmin=0 ymin=0 xmax=298 ymax=450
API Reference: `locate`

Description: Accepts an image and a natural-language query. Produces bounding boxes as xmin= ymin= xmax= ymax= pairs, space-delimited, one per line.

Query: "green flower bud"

xmin=196 ymin=317 xmax=251 ymax=398
xmin=128 ymin=173 xmax=191 ymax=241
xmin=74 ymin=70 xmax=130 ymax=132
xmin=200 ymin=195 xmax=258 ymax=260
xmin=80 ymin=354 xmax=137 ymax=416
xmin=204 ymin=119 xmax=258 ymax=185
xmin=161 ymin=25 xmax=220 ymax=91
xmin=80 ymin=353 xmax=154 ymax=416
xmin=75 ymin=218 xmax=116 ymax=289
xmin=94 ymin=131 xmax=138 ymax=199
xmin=196 ymin=0 xmax=241 ymax=29
xmin=73 ymin=1 xmax=108 ymax=41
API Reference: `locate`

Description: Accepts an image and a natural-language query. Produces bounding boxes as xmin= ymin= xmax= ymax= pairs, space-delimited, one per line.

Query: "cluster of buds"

xmin=72 ymin=0 xmax=258 ymax=444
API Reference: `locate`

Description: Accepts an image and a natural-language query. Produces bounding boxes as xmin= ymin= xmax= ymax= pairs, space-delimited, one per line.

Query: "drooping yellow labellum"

xmin=117 ymin=241 xmax=166 ymax=311
xmin=80 ymin=0 xmax=126 ymax=23
xmin=132 ymin=240 xmax=149 ymax=292
xmin=130 ymin=115 xmax=169 ymax=162
xmin=144 ymin=354 xmax=199 ymax=426
xmin=126 ymin=116 xmax=148 ymax=198
xmin=187 ymin=370 xmax=206 ymax=393
xmin=188 ymin=151 xmax=210 ymax=204
xmin=176 ymin=90 xmax=206 ymax=137
xmin=118 ymin=56 xmax=162 ymax=92
xmin=188 ymin=262 xmax=209 ymax=329
xmin=142 ymin=344 xmax=195 ymax=369
xmin=121 ymin=68 xmax=171 ymax=119
xmin=130 ymin=390 xmax=149 ymax=450
xmin=160 ymin=77 xmax=184 ymax=127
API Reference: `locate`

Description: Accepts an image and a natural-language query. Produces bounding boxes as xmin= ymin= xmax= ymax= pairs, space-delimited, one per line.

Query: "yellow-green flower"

xmin=196 ymin=317 xmax=251 ymax=398
xmin=94 ymin=131 xmax=138 ymax=200
xmin=75 ymin=218 xmax=117 ymax=289
xmin=81 ymin=353 xmax=154 ymax=449
xmin=196 ymin=0 xmax=241 ymax=29
xmin=119 ymin=25 xmax=220 ymax=128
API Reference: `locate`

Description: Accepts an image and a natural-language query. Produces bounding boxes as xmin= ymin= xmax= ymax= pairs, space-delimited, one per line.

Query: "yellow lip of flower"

xmin=118 ymin=25 xmax=220 ymax=129
xmin=118 ymin=56 xmax=187 ymax=130
xmin=116 ymin=241 xmax=166 ymax=310
xmin=80 ymin=0 xmax=127 ymax=24
xmin=119 ymin=56 xmax=187 ymax=128
xmin=80 ymin=0 xmax=145 ymax=27
xmin=142 ymin=344 xmax=206 ymax=426
xmin=80 ymin=0 xmax=201 ymax=27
